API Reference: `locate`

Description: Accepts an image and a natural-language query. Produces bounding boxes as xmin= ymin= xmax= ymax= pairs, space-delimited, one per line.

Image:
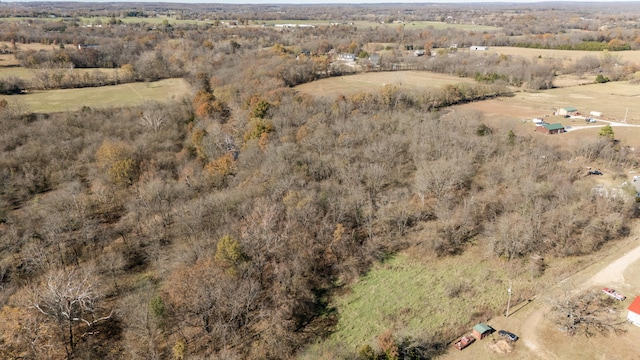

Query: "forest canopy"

xmin=0 ymin=2 xmax=639 ymax=359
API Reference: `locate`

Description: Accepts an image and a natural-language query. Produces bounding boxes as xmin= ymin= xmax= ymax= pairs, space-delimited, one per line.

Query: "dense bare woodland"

xmin=0 ymin=2 xmax=640 ymax=359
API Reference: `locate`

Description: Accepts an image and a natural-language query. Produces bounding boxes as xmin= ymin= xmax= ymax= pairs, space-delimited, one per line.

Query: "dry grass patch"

xmin=295 ymin=71 xmax=475 ymax=98
xmin=481 ymin=46 xmax=640 ymax=66
xmin=0 ymin=54 xmax=20 ymax=67
xmin=0 ymin=41 xmax=57 ymax=52
xmin=458 ymin=81 xmax=640 ymax=151
xmin=496 ymin=82 xmax=640 ymax=123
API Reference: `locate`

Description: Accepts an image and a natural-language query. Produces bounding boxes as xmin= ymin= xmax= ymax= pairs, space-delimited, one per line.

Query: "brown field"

xmin=473 ymin=46 xmax=640 ymax=67
xmin=296 ymin=71 xmax=640 ymax=152
xmin=0 ymin=54 xmax=20 ymax=67
xmin=1 ymin=41 xmax=57 ymax=52
xmin=0 ymin=41 xmax=68 ymax=67
xmin=295 ymin=71 xmax=474 ymax=98
xmin=458 ymin=81 xmax=640 ymax=151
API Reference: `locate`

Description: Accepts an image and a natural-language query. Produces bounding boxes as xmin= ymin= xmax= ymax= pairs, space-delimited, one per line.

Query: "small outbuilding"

xmin=590 ymin=111 xmax=603 ymax=118
xmin=472 ymin=323 xmax=494 ymax=340
xmin=536 ymin=123 xmax=565 ymax=135
xmin=557 ymin=107 xmax=578 ymax=117
xmin=627 ymin=296 xmax=640 ymax=326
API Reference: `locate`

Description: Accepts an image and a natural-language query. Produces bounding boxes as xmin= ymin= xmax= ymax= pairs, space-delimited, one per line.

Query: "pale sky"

xmin=4 ymin=0 xmax=630 ymax=3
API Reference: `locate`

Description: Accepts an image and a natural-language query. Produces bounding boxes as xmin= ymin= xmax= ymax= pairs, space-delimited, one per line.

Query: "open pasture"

xmin=301 ymin=250 xmax=521 ymax=357
xmin=0 ymin=78 xmax=189 ymax=113
xmin=1 ymin=41 xmax=57 ymax=52
xmin=480 ymin=46 xmax=640 ymax=67
xmin=488 ymin=81 xmax=640 ymax=124
xmin=295 ymin=69 xmax=640 ymax=149
xmin=0 ymin=54 xmax=20 ymax=67
xmin=458 ymin=80 xmax=640 ymax=151
xmin=295 ymin=71 xmax=475 ymax=98
xmin=0 ymin=41 xmax=58 ymax=67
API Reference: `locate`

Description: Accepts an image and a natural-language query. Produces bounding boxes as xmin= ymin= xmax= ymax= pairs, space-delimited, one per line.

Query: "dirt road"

xmin=521 ymin=231 xmax=640 ymax=359
xmin=565 ymin=119 xmax=640 ymax=133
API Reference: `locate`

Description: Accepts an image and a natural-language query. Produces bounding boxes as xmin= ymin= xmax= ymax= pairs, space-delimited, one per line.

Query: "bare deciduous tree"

xmin=139 ymin=107 xmax=167 ymax=132
xmin=30 ymin=268 xmax=113 ymax=359
xmin=551 ymin=290 xmax=627 ymax=337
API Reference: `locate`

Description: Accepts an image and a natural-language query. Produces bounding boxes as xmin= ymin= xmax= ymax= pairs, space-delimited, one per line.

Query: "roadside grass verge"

xmin=303 ymin=249 xmax=531 ymax=356
xmin=0 ymin=78 xmax=190 ymax=113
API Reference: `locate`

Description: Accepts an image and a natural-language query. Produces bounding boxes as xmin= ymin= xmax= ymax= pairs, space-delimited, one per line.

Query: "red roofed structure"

xmin=627 ymin=296 xmax=640 ymax=326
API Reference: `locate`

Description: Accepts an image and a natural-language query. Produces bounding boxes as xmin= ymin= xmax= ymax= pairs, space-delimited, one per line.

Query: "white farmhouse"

xmin=627 ymin=296 xmax=640 ymax=326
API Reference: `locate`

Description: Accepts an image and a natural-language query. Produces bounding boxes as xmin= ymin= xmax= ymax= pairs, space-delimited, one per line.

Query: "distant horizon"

xmin=3 ymin=0 xmax=637 ymax=3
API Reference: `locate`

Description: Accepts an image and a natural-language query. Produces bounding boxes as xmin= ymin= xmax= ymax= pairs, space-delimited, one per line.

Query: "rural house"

xmin=627 ymin=296 xmax=640 ymax=326
xmin=536 ymin=123 xmax=565 ymax=135
xmin=337 ymin=53 xmax=357 ymax=61
xmin=472 ymin=323 xmax=494 ymax=340
xmin=557 ymin=107 xmax=578 ymax=117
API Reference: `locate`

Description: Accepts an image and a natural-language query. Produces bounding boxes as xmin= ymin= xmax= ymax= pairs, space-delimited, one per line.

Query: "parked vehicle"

xmin=588 ymin=170 xmax=603 ymax=175
xmin=498 ymin=330 xmax=519 ymax=342
xmin=602 ymin=287 xmax=626 ymax=301
xmin=453 ymin=335 xmax=475 ymax=350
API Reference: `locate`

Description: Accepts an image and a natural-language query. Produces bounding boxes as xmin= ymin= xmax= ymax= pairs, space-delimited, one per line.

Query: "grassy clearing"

xmin=0 ymin=78 xmax=190 ymax=113
xmin=295 ymin=71 xmax=475 ymax=98
xmin=304 ymin=249 xmax=530 ymax=356
xmin=0 ymin=41 xmax=57 ymax=52
xmin=0 ymin=66 xmax=32 ymax=79
xmin=477 ymin=46 xmax=640 ymax=66
xmin=504 ymin=81 xmax=640 ymax=123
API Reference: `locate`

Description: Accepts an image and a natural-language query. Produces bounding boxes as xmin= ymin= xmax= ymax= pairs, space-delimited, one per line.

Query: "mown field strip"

xmin=0 ymin=78 xmax=190 ymax=113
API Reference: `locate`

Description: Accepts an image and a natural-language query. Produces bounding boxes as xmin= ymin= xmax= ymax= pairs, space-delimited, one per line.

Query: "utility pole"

xmin=505 ymin=287 xmax=512 ymax=317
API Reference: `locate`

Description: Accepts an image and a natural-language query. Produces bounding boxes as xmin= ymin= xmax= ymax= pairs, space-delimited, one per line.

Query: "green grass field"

xmin=0 ymin=67 xmax=32 ymax=79
xmin=0 ymin=78 xmax=189 ymax=113
xmin=302 ymin=251 xmax=528 ymax=356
